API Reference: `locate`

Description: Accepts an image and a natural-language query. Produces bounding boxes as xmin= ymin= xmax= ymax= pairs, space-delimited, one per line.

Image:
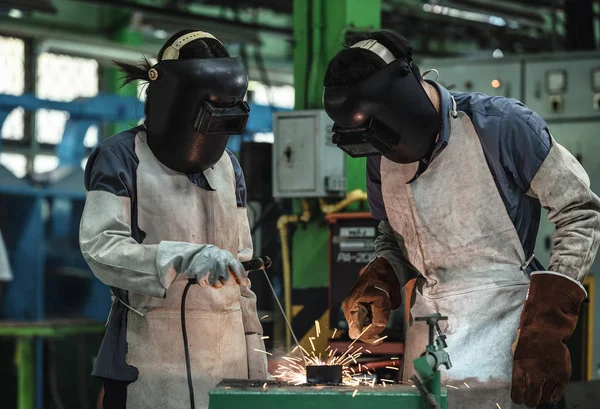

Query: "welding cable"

xmin=180 ymin=259 xmax=269 ymax=409
xmin=181 ymin=279 xmax=197 ymax=409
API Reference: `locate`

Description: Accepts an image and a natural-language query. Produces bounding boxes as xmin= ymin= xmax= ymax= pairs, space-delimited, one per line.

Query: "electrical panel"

xmin=272 ymin=110 xmax=346 ymax=198
xmin=524 ymin=57 xmax=600 ymax=120
xmin=419 ymin=59 xmax=522 ymax=99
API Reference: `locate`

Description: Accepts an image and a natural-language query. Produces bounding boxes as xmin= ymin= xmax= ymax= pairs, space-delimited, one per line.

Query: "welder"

xmin=323 ymin=30 xmax=600 ymax=409
xmin=79 ymin=30 xmax=268 ymax=409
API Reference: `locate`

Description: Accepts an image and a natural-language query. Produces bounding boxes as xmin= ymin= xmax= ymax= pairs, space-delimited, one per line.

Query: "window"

xmin=249 ymin=82 xmax=294 ymax=109
xmin=35 ymin=53 xmax=99 ymax=146
xmin=0 ymin=35 xmax=25 ymax=141
xmin=0 ymin=153 xmax=27 ymax=178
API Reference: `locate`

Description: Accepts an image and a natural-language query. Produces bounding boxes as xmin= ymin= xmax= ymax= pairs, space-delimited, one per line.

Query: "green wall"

xmin=291 ymin=0 xmax=380 ymax=290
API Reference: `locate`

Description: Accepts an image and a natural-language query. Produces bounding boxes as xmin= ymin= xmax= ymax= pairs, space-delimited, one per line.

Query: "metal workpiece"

xmin=305 ymin=364 xmax=343 ymax=385
xmin=209 ymin=380 xmax=449 ymax=409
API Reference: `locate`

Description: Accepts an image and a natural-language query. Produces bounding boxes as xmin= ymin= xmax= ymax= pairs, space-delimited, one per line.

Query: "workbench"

xmin=209 ymin=380 xmax=448 ymax=409
xmin=0 ymin=319 xmax=105 ymax=409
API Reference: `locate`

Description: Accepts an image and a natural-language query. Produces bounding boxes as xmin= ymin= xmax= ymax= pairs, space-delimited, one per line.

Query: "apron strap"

xmin=520 ymin=252 xmax=535 ymax=273
xmin=110 ymin=289 xmax=145 ymax=317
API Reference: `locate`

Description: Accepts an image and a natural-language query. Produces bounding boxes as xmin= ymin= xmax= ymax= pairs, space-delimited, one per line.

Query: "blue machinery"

xmin=0 ymin=92 xmax=289 ymax=409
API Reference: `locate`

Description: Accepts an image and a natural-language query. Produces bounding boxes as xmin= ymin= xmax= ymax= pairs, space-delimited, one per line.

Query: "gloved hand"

xmin=185 ymin=246 xmax=248 ymax=288
xmin=342 ymin=257 xmax=401 ymax=344
xmin=511 ymin=273 xmax=586 ymax=408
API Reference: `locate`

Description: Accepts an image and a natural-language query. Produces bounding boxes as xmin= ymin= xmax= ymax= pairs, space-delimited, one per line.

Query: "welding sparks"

xmin=391 ymin=357 xmax=399 ymax=360
xmin=463 ymin=382 xmax=470 ymax=389
xmin=261 ymin=315 xmax=269 ymax=320
xmin=373 ymin=335 xmax=388 ymax=344
xmin=262 ymin=383 xmax=268 ymax=390
xmin=446 ymin=385 xmax=459 ymax=389
xmin=496 ymin=404 xmax=502 ymax=409
xmin=332 ymin=328 xmax=338 ymax=338
xmin=272 ymin=321 xmax=403 ymax=388
xmin=261 ymin=336 xmax=270 ymax=340
xmin=254 ymin=348 xmax=273 ymax=356
xmin=352 ymin=389 xmax=358 ymax=398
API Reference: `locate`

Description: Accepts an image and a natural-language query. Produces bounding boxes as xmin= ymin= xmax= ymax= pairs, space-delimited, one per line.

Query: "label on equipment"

xmin=336 ymin=252 xmax=372 ymax=263
xmin=339 ymin=240 xmax=373 ymax=251
xmin=340 ymin=227 xmax=376 ymax=238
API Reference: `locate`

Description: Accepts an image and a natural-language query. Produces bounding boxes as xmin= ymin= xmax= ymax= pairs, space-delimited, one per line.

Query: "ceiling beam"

xmin=72 ymin=0 xmax=292 ymax=37
xmin=0 ymin=0 xmax=57 ymax=13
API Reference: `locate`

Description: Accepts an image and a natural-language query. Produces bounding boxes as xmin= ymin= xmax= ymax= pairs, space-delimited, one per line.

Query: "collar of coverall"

xmin=407 ymin=79 xmax=454 ymax=183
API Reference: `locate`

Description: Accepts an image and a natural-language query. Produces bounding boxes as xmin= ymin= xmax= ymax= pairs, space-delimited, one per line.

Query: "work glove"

xmin=342 ymin=257 xmax=401 ymax=344
xmin=511 ymin=273 xmax=586 ymax=408
xmin=184 ymin=246 xmax=249 ymax=288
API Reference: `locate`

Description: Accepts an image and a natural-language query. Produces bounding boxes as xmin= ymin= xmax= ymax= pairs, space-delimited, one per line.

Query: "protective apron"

xmin=381 ymin=110 xmax=530 ymax=408
xmin=124 ymin=131 xmax=263 ymax=409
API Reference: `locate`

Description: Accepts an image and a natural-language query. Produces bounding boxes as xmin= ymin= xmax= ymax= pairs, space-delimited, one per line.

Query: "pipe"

xmin=276 ymin=190 xmax=367 ymax=348
xmin=319 ymin=189 xmax=368 ymax=214
xmin=277 ymin=199 xmax=311 ymax=349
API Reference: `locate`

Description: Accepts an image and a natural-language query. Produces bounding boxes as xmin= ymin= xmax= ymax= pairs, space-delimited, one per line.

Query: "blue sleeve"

xmin=226 ymin=150 xmax=247 ymax=208
xmin=84 ymin=146 xmax=133 ymax=197
xmin=500 ymin=101 xmax=552 ymax=191
xmin=84 ymin=129 xmax=139 ymax=196
xmin=366 ymin=156 xmax=388 ymax=220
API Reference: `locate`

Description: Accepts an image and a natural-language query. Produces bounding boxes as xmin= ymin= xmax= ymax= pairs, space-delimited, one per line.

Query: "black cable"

xmin=181 ymin=279 xmax=197 ymax=409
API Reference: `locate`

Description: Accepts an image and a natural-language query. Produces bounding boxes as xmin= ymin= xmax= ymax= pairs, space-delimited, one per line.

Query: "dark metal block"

xmin=305 ymin=365 xmax=343 ymax=385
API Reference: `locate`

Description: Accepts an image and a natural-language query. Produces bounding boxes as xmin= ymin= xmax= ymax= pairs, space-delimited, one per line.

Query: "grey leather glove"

xmin=186 ymin=246 xmax=248 ymax=288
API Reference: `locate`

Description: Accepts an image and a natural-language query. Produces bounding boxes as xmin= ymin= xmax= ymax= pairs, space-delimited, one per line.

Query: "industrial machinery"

xmin=208 ymin=313 xmax=450 ymax=409
xmin=420 ymin=51 xmax=600 ymax=380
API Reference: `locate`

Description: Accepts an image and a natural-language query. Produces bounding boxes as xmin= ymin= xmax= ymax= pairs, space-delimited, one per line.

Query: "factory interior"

xmin=0 ymin=0 xmax=600 ymax=408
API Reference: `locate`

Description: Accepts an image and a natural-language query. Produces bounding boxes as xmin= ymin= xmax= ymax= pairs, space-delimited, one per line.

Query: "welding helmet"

xmin=145 ymin=31 xmax=249 ymax=173
xmin=323 ymin=40 xmax=440 ymax=164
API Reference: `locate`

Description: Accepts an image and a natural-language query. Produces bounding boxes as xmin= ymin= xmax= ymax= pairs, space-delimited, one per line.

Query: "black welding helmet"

xmin=146 ymin=31 xmax=249 ymax=173
xmin=323 ymin=39 xmax=440 ymax=164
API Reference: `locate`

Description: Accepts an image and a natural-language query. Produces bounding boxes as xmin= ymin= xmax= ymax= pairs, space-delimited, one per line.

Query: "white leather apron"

xmin=381 ymin=112 xmax=530 ymax=409
xmin=125 ymin=132 xmax=248 ymax=409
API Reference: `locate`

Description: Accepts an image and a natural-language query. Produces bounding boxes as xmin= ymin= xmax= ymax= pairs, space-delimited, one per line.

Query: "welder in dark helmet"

xmin=79 ymin=30 xmax=267 ymax=409
xmin=323 ymin=30 xmax=600 ymax=409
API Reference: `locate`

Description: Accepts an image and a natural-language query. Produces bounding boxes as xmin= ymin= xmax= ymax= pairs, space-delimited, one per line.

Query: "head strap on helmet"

xmin=160 ymin=31 xmax=222 ymax=61
xmin=350 ymin=39 xmax=396 ymax=65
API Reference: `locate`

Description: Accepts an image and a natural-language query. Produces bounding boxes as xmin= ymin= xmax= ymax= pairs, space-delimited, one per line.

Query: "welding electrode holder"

xmin=415 ymin=314 xmax=452 ymax=372
xmin=181 ymin=256 xmax=272 ymax=409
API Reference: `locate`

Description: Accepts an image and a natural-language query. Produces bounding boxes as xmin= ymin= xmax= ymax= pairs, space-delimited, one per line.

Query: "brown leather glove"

xmin=511 ymin=273 xmax=586 ymax=408
xmin=341 ymin=257 xmax=401 ymax=344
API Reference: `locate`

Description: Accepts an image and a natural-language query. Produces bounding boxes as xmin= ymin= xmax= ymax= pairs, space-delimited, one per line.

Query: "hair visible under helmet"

xmin=323 ymin=30 xmax=421 ymax=88
xmin=113 ymin=29 xmax=229 ymax=120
